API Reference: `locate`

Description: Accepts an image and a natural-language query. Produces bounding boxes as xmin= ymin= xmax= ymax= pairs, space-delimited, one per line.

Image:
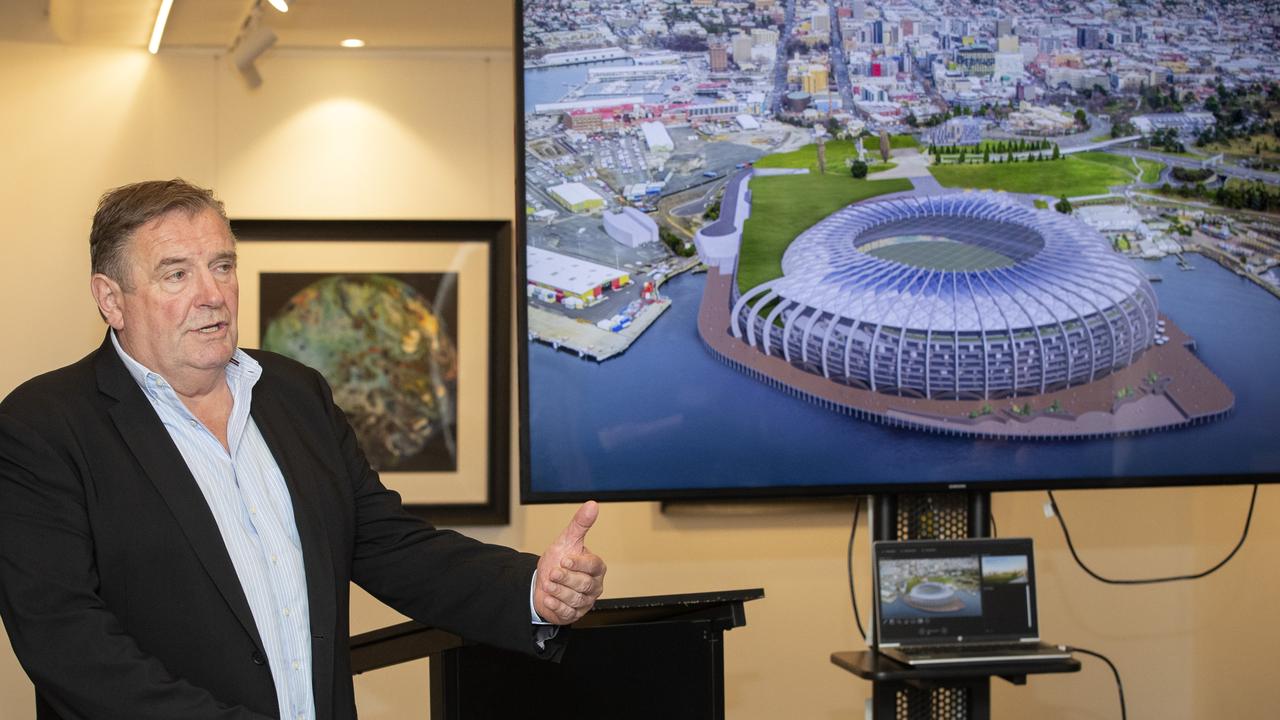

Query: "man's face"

xmin=111 ymin=207 xmax=239 ymax=384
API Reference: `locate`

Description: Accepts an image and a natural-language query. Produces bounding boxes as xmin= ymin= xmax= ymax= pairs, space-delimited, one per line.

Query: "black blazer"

xmin=0 ymin=335 xmax=557 ymax=720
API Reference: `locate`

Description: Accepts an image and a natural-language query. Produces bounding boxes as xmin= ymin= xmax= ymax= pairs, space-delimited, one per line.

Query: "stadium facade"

xmin=730 ymin=193 xmax=1159 ymax=401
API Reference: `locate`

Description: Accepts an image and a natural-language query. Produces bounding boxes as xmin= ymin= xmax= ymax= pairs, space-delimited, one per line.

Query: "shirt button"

xmin=292 ymin=660 xmax=301 ymax=670
xmin=271 ymin=554 xmax=278 ymax=564
xmin=189 ymin=420 xmax=198 ymax=428
xmin=283 ymin=607 xmax=291 ymax=617
xmin=251 ymin=650 xmax=266 ymax=666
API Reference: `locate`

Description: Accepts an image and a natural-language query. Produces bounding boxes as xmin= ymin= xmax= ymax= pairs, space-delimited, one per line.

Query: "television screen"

xmin=517 ymin=0 xmax=1280 ymax=501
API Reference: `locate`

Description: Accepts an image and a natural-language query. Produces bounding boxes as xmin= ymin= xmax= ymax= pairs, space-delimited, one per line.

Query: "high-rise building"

xmin=751 ymin=28 xmax=779 ymax=47
xmin=901 ymin=19 xmax=914 ymax=37
xmin=813 ymin=11 xmax=831 ymax=35
xmin=708 ymin=36 xmax=728 ymax=72
xmin=996 ymin=18 xmax=1013 ymax=37
xmin=853 ymin=0 xmax=866 ymax=20
xmin=732 ymin=34 xmax=754 ymax=66
xmin=802 ymin=63 xmax=829 ymax=94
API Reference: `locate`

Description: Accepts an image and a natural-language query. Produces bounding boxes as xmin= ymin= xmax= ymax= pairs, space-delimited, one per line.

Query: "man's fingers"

xmin=557 ymin=500 xmax=598 ymax=547
xmin=542 ymin=580 xmax=589 ymax=611
xmin=560 ymin=549 xmax=606 ymax=578
xmin=540 ymin=594 xmax=587 ymax=624
xmin=549 ymin=567 xmax=598 ymax=594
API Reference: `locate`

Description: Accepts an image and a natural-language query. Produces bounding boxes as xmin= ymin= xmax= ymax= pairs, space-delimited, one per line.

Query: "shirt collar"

xmin=109 ymin=329 xmax=262 ymax=396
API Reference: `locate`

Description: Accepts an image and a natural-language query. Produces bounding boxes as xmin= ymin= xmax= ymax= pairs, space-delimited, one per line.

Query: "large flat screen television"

xmin=516 ymin=0 xmax=1280 ymax=502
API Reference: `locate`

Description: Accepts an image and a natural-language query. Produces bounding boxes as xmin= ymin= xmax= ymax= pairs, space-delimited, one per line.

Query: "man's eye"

xmin=167 ymin=270 xmax=186 ymax=282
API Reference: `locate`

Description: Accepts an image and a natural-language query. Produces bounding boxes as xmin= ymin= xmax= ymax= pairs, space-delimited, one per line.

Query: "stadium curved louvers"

xmin=730 ymin=193 xmax=1158 ymax=400
xmin=905 ymin=582 xmax=959 ymax=610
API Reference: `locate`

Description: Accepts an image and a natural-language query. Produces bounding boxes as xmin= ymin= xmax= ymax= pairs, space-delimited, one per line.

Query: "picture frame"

xmin=231 ymin=219 xmax=512 ymax=525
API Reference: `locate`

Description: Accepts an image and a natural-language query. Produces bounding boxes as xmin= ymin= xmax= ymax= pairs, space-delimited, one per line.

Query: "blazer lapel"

xmin=94 ymin=337 xmax=267 ymax=656
xmin=251 ymin=380 xmax=339 ymax=720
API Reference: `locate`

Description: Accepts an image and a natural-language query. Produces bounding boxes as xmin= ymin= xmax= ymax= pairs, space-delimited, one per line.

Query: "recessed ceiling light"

xmin=340 ymin=38 xmax=366 ymax=48
xmin=266 ymin=0 xmax=289 ymax=12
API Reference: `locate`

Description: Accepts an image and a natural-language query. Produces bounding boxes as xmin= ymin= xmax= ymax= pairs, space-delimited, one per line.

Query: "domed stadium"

xmin=904 ymin=582 xmax=959 ymax=611
xmin=730 ymin=193 xmax=1158 ymax=400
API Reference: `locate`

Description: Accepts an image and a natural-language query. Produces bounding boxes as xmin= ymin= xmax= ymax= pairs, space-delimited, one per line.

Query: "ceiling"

xmin=0 ymin=0 xmax=515 ymax=51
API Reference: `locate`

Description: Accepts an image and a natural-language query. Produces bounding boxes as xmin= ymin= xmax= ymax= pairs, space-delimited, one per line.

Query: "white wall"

xmin=1 ymin=37 xmax=1278 ymax=720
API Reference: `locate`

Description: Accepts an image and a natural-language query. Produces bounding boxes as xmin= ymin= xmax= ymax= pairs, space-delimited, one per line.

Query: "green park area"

xmin=1073 ymin=151 xmax=1163 ymax=183
xmin=929 ymin=154 xmax=1149 ymax=196
xmin=753 ymin=139 xmax=860 ymax=174
xmin=862 ymin=134 xmax=920 ymax=151
xmin=753 ymin=136 xmax=916 ymax=176
xmin=737 ymin=174 xmax=912 ymax=295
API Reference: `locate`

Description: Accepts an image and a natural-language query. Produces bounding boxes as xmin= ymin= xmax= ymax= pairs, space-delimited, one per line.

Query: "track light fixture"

xmin=229 ymin=3 xmax=279 ymax=88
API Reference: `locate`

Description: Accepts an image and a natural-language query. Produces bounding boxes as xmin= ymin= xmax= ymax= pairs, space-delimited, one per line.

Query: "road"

xmin=1108 ymin=148 xmax=1280 ymax=183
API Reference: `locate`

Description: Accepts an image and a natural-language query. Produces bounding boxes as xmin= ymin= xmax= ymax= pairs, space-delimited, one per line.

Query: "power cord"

xmin=1046 ymin=485 xmax=1259 ymax=584
xmin=847 ymin=496 xmax=866 ymax=642
xmin=1068 ymin=645 xmax=1126 ymax=720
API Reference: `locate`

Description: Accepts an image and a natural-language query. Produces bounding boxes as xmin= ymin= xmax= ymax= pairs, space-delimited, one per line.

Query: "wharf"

xmin=529 ymin=299 xmax=670 ymax=362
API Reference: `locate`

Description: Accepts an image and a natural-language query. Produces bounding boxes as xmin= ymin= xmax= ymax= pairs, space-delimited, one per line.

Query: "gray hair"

xmin=90 ymin=179 xmax=231 ymax=290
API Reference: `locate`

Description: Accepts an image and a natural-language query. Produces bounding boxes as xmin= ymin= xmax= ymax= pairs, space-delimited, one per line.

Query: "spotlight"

xmin=230 ymin=20 xmax=278 ymax=88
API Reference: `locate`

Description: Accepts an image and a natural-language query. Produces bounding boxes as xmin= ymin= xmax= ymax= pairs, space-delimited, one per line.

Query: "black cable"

xmin=847 ymin=495 xmax=866 ymax=642
xmin=989 ymin=512 xmax=998 ymax=538
xmin=1047 ymin=485 xmax=1259 ymax=584
xmin=1070 ymin=646 xmax=1126 ymax=720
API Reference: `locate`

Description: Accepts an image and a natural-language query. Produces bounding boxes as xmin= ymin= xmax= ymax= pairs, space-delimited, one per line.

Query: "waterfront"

xmin=528 ymin=254 xmax=1280 ymax=494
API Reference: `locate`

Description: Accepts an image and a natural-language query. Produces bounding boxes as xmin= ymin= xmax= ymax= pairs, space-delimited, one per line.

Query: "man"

xmin=0 ymin=179 xmax=605 ymax=720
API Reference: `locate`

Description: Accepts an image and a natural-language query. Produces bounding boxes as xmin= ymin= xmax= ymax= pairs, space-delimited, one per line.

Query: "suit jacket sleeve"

xmin=0 ymin=401 xmax=275 ymax=720
xmin=299 ymin=363 xmax=564 ymax=660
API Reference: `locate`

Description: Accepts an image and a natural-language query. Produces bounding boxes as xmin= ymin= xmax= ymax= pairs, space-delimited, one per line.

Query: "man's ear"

xmin=90 ymin=273 xmax=126 ymax=330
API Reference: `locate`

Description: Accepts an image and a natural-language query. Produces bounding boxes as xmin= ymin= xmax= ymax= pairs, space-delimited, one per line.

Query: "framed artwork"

xmin=231 ymin=219 xmax=512 ymax=525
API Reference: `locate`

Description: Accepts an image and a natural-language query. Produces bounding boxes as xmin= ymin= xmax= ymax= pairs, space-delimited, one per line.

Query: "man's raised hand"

xmin=534 ymin=501 xmax=606 ymax=625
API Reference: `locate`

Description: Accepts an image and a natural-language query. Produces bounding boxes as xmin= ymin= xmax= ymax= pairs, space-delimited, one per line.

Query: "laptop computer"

xmin=872 ymin=537 xmax=1072 ymax=666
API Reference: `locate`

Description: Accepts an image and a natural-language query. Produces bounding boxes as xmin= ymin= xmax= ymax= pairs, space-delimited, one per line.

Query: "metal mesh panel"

xmin=895 ymin=687 xmax=968 ymax=720
xmin=887 ymin=494 xmax=974 ymax=719
xmin=894 ymin=493 xmax=970 ymax=540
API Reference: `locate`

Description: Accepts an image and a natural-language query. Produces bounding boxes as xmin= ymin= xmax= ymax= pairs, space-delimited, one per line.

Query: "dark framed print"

xmin=232 ymin=220 xmax=512 ymax=525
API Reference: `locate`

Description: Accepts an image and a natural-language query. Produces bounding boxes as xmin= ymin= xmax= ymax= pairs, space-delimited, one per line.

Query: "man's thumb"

xmin=559 ymin=500 xmax=598 ymax=546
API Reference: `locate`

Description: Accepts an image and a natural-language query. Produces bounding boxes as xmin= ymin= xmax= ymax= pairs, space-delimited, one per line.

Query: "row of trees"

xmin=934 ymin=151 xmax=1063 ymax=166
xmin=1158 ymin=181 xmax=1280 ymax=212
xmin=928 ymin=139 xmax=1056 ymax=156
xmin=1143 ymin=127 xmax=1186 ymax=154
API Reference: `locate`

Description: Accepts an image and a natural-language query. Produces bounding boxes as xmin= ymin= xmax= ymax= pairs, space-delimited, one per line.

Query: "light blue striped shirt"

xmin=111 ymin=332 xmax=315 ymax=720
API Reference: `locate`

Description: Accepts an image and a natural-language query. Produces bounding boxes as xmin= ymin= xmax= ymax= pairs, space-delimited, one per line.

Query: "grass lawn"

xmin=737 ymin=175 xmax=912 ymax=294
xmin=862 ymin=134 xmax=920 ymax=151
xmin=753 ymin=140 xmax=861 ymax=175
xmin=929 ymin=155 xmax=1134 ymax=196
xmin=1074 ymin=151 xmax=1163 ymax=183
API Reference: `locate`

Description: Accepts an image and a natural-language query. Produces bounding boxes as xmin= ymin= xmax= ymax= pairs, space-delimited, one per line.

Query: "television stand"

xmin=834 ymin=492 xmax=1079 ymax=719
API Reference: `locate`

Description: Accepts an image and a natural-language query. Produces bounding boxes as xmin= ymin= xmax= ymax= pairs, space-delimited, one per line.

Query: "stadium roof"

xmin=767 ymin=193 xmax=1152 ymax=332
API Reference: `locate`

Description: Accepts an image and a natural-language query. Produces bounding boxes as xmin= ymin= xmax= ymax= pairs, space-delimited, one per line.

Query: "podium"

xmin=350 ymin=588 xmax=763 ymax=719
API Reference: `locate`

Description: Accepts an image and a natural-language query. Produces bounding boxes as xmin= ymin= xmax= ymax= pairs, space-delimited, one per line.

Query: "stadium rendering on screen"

xmin=518 ymin=0 xmax=1280 ymax=501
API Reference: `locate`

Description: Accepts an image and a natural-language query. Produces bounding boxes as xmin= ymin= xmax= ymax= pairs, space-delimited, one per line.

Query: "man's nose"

xmin=194 ymin=268 xmax=227 ymax=307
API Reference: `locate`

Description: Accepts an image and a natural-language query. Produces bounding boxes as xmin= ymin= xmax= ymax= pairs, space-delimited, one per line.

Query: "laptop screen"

xmin=874 ymin=537 xmax=1040 ymax=647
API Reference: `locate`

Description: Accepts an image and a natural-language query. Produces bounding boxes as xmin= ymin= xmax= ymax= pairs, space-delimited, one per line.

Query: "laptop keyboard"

xmin=895 ymin=643 xmax=1049 ymax=658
